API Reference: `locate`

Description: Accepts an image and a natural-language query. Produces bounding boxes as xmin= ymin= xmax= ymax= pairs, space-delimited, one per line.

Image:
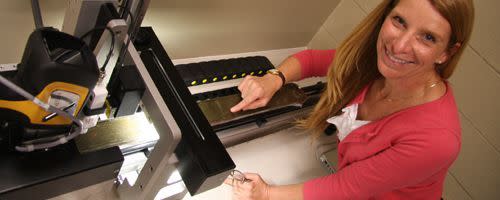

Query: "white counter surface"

xmin=51 ymin=127 xmax=329 ymax=200
xmin=183 ymin=127 xmax=329 ymax=200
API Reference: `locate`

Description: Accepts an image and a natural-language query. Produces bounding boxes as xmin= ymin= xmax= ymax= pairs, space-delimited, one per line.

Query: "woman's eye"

xmin=424 ymin=34 xmax=436 ymax=43
xmin=392 ymin=16 xmax=405 ymax=26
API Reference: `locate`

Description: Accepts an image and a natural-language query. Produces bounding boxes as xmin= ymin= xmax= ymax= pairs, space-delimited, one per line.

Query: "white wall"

xmin=0 ymin=0 xmax=65 ymax=64
xmin=0 ymin=0 xmax=340 ymax=63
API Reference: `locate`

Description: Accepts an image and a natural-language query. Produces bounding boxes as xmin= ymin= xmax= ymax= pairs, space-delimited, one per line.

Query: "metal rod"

xmin=31 ymin=0 xmax=44 ymax=29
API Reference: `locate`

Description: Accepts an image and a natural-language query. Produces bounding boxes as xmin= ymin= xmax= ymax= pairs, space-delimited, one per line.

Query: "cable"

xmin=128 ymin=0 xmax=144 ymax=41
xmin=80 ymin=26 xmax=116 ymax=72
xmin=118 ymin=4 xmax=135 ymax=53
xmin=119 ymin=5 xmax=135 ymax=25
xmin=116 ymin=0 xmax=143 ymax=68
xmin=0 ymin=75 xmax=35 ymax=101
xmin=31 ymin=0 xmax=44 ymax=29
xmin=105 ymin=4 xmax=136 ymax=90
xmin=0 ymin=74 xmax=83 ymax=152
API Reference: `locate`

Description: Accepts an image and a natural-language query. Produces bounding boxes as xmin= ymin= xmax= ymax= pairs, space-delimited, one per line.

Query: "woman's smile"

xmin=383 ymin=45 xmax=414 ymax=66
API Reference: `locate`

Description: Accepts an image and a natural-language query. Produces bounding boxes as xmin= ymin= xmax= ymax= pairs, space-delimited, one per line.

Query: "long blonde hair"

xmin=299 ymin=0 xmax=475 ymax=137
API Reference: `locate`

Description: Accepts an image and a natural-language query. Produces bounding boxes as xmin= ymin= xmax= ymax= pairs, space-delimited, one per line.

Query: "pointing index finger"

xmin=230 ymin=95 xmax=254 ymax=112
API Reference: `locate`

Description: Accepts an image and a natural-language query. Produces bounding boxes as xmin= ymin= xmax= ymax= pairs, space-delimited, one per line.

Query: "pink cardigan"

xmin=294 ymin=50 xmax=461 ymax=200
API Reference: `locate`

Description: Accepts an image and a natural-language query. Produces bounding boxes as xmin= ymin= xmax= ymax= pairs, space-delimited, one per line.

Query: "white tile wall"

xmin=322 ymin=0 xmax=367 ymax=45
xmin=450 ymin=47 xmax=500 ymax=152
xmin=468 ymin=0 xmax=500 ymax=72
xmin=308 ymin=26 xmax=339 ymax=50
xmin=353 ymin=0 xmax=382 ymax=13
xmin=448 ymin=114 xmax=500 ymax=199
xmin=443 ymin=172 xmax=473 ymax=200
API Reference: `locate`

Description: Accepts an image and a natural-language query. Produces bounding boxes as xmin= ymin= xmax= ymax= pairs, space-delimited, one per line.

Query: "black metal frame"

xmin=133 ymin=27 xmax=235 ymax=195
xmin=0 ymin=143 xmax=123 ymax=199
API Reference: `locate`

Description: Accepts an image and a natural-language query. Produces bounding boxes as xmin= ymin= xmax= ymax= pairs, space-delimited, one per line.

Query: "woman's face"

xmin=376 ymin=0 xmax=453 ymax=81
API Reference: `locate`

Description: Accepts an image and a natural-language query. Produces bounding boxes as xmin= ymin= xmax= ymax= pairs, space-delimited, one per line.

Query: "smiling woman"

xmin=376 ymin=0 xmax=457 ymax=89
xmin=227 ymin=0 xmax=475 ymax=199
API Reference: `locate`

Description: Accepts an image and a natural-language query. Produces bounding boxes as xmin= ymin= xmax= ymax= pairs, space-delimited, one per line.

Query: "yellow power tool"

xmin=0 ymin=28 xmax=99 ymax=152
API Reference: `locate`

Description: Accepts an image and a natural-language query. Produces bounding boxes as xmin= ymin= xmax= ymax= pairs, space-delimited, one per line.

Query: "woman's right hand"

xmin=230 ymin=74 xmax=282 ymax=113
xmin=225 ymin=173 xmax=271 ymax=200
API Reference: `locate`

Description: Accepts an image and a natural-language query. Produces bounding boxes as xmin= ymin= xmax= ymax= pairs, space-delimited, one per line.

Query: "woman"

xmin=227 ymin=0 xmax=475 ymax=199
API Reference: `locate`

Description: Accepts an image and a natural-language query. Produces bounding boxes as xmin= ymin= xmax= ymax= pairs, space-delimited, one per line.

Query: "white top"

xmin=326 ymin=104 xmax=370 ymax=141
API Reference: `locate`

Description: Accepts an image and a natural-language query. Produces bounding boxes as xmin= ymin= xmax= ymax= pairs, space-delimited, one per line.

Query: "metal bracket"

xmin=115 ymin=34 xmax=182 ymax=200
